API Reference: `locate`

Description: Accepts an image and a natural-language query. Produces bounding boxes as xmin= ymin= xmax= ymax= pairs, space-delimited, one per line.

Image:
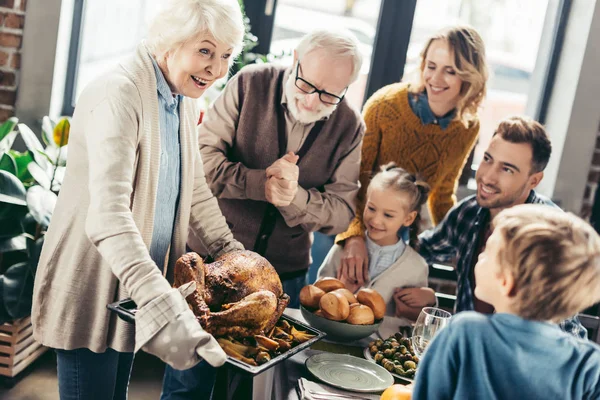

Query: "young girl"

xmin=335 ymin=25 xmax=488 ymax=290
xmin=317 ymin=163 xmax=436 ymax=321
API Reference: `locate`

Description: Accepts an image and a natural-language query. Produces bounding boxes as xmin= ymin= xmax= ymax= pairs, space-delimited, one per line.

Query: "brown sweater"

xmin=336 ymin=82 xmax=479 ymax=243
xmin=194 ymin=64 xmax=364 ymax=275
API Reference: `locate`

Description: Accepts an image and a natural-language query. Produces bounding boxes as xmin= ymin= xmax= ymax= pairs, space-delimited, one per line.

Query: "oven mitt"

xmin=134 ymin=281 xmax=227 ymax=370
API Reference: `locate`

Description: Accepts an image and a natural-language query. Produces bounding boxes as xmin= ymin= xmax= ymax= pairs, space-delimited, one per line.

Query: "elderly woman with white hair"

xmin=30 ymin=1 xmax=245 ymax=398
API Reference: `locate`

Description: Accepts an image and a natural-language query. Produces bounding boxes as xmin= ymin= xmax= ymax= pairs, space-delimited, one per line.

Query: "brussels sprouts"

xmin=394 ymin=365 xmax=406 ymax=375
xmin=374 ymin=352 xmax=384 ymax=363
xmin=370 ymin=345 xmax=378 ymax=355
xmin=383 ymin=348 xmax=395 ymax=358
xmin=403 ymin=360 xmax=417 ymax=370
xmin=398 ymin=345 xmax=408 ymax=355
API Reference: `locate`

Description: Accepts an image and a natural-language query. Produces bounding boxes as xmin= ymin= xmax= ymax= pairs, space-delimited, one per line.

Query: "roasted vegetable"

xmin=290 ymin=326 xmax=316 ymax=343
xmin=255 ymin=335 xmax=280 ymax=352
xmin=403 ymin=360 xmax=417 ymax=370
xmin=370 ymin=333 xmax=419 ymax=378
xmin=217 ymin=318 xmax=316 ymax=366
xmin=394 ymin=365 xmax=406 ymax=375
xmin=383 ymin=348 xmax=395 ymax=358
xmin=256 ymin=351 xmax=271 ymax=365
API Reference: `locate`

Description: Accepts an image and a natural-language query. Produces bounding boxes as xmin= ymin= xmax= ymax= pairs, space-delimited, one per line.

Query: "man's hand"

xmin=265 ymin=152 xmax=299 ymax=207
xmin=266 ymin=152 xmax=299 ymax=181
xmin=393 ymin=287 xmax=436 ymax=308
xmin=337 ymin=236 xmax=369 ymax=290
xmin=265 ymin=176 xmax=298 ymax=207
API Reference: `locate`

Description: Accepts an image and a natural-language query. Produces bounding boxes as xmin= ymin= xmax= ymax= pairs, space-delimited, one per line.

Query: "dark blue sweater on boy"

xmin=412 ymin=312 xmax=600 ymax=400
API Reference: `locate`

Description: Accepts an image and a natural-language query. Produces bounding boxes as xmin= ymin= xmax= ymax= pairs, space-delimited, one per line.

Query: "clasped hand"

xmin=265 ymin=152 xmax=299 ymax=207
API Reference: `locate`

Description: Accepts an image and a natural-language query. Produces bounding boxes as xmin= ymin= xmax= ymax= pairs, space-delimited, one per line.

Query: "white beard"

xmin=284 ymin=72 xmax=337 ymax=124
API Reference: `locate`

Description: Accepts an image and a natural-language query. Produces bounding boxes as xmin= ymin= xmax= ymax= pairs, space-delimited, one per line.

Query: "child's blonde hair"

xmin=493 ymin=204 xmax=600 ymax=322
xmin=368 ymin=163 xmax=430 ymax=249
xmin=410 ymin=25 xmax=488 ymax=123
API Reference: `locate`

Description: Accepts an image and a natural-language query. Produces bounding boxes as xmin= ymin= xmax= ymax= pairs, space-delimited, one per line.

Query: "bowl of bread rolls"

xmin=299 ymin=277 xmax=385 ymax=341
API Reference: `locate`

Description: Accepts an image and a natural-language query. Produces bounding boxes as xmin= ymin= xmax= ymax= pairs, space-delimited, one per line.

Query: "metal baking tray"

xmin=107 ymin=298 xmax=326 ymax=375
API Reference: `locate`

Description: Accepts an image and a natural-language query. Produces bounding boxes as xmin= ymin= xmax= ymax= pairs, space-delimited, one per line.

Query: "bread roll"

xmin=346 ymin=304 xmax=375 ymax=325
xmin=299 ymin=285 xmax=325 ymax=309
xmin=319 ymin=291 xmax=350 ymax=321
xmin=356 ymin=288 xmax=386 ymax=320
xmin=332 ymin=288 xmax=358 ymax=304
xmin=314 ymin=277 xmax=345 ymax=293
xmin=314 ymin=309 xmax=324 ymax=317
xmin=349 ymin=302 xmax=360 ymax=309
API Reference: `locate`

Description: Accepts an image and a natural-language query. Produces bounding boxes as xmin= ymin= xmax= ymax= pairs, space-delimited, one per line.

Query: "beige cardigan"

xmin=31 ymin=44 xmax=242 ymax=353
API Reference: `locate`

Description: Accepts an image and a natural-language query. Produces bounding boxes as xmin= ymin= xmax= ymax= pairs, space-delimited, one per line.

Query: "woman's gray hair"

xmin=146 ymin=0 xmax=244 ymax=60
xmin=295 ymin=29 xmax=363 ymax=83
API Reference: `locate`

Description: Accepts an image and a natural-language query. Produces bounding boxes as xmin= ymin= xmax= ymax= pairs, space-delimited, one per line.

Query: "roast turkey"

xmin=173 ymin=250 xmax=290 ymax=338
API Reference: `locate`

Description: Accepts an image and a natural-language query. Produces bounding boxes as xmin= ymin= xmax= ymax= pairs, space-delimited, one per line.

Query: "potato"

xmin=299 ymin=285 xmax=325 ymax=309
xmin=356 ymin=288 xmax=386 ymax=320
xmin=346 ymin=304 xmax=375 ymax=325
xmin=319 ymin=291 xmax=350 ymax=321
xmin=314 ymin=277 xmax=345 ymax=292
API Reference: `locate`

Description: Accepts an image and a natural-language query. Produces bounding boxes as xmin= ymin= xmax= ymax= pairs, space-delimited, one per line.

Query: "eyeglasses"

xmin=295 ymin=62 xmax=347 ymax=105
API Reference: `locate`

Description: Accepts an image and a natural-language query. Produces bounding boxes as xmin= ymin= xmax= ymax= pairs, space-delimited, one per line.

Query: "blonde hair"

xmin=494 ymin=204 xmax=600 ymax=322
xmin=410 ymin=25 xmax=488 ymax=123
xmin=295 ymin=29 xmax=363 ymax=83
xmin=146 ymin=0 xmax=244 ymax=60
xmin=368 ymin=163 xmax=430 ymax=249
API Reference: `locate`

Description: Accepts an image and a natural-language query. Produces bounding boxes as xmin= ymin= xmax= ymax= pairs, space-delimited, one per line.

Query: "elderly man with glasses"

xmin=189 ymin=29 xmax=365 ymax=308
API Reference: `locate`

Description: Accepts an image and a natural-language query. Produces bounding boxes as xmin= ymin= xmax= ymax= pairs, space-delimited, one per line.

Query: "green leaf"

xmin=26 ymin=186 xmax=57 ymax=227
xmin=0 ymin=117 xmax=18 ymax=142
xmin=26 ymin=236 xmax=44 ymax=275
xmin=0 ymin=218 xmax=23 ymax=239
xmin=3 ymin=261 xmax=35 ymax=319
xmin=27 ymin=162 xmax=51 ymax=190
xmin=0 ymin=130 xmax=17 ymax=157
xmin=0 ymin=203 xmax=27 ymax=223
xmin=0 ymin=169 xmax=26 ymax=206
xmin=17 ymin=123 xmax=50 ymax=172
xmin=41 ymin=116 xmax=56 ymax=148
xmin=0 ymin=234 xmax=26 ymax=252
xmin=0 ymin=152 xmax=17 ymax=176
xmin=0 ymin=276 xmax=12 ymax=325
xmin=9 ymin=150 xmax=33 ymax=182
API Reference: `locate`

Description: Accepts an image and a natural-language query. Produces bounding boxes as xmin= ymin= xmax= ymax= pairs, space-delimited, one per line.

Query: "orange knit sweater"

xmin=336 ymin=83 xmax=479 ymax=243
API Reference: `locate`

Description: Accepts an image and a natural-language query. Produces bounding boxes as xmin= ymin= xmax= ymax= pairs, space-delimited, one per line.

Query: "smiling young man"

xmin=418 ymin=116 xmax=586 ymax=338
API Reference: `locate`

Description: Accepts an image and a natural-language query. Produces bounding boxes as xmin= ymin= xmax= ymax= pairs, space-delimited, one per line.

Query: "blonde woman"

xmin=336 ymin=26 xmax=489 ymax=291
xmin=31 ymin=1 xmax=245 ymax=398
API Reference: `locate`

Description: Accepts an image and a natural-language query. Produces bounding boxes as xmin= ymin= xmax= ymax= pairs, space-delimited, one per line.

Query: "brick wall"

xmin=581 ymin=125 xmax=600 ymax=217
xmin=0 ymin=0 xmax=26 ymax=123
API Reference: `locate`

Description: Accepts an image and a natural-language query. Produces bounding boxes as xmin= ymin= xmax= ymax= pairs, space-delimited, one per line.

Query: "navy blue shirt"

xmin=148 ymin=57 xmax=182 ymax=268
xmin=413 ymin=312 xmax=600 ymax=400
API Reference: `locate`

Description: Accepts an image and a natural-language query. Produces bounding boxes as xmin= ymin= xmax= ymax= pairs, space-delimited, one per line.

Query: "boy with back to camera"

xmin=412 ymin=204 xmax=600 ymax=400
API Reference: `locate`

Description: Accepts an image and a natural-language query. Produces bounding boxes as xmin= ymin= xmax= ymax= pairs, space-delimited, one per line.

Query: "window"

xmin=268 ymin=0 xmax=382 ymax=109
xmin=62 ymin=0 xmax=162 ymax=115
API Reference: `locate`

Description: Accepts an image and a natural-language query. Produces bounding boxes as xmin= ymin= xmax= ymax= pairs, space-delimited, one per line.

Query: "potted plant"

xmin=0 ymin=116 xmax=69 ymax=377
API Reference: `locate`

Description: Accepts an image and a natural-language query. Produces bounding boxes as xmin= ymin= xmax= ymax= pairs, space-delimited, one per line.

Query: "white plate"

xmin=305 ymin=353 xmax=394 ymax=393
xmin=363 ymin=347 xmax=415 ymax=383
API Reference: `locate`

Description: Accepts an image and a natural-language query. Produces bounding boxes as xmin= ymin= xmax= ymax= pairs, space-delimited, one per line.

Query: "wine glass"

xmin=411 ymin=307 xmax=451 ymax=358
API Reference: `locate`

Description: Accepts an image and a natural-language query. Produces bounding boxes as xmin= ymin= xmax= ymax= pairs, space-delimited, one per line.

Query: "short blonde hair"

xmin=411 ymin=25 xmax=488 ymax=123
xmin=146 ymin=0 xmax=244 ymax=60
xmin=494 ymin=204 xmax=600 ymax=322
xmin=295 ymin=29 xmax=363 ymax=83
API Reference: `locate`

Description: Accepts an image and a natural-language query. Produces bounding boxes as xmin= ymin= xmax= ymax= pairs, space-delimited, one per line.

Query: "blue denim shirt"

xmin=148 ymin=56 xmax=182 ymax=268
xmin=408 ymin=90 xmax=455 ymax=130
